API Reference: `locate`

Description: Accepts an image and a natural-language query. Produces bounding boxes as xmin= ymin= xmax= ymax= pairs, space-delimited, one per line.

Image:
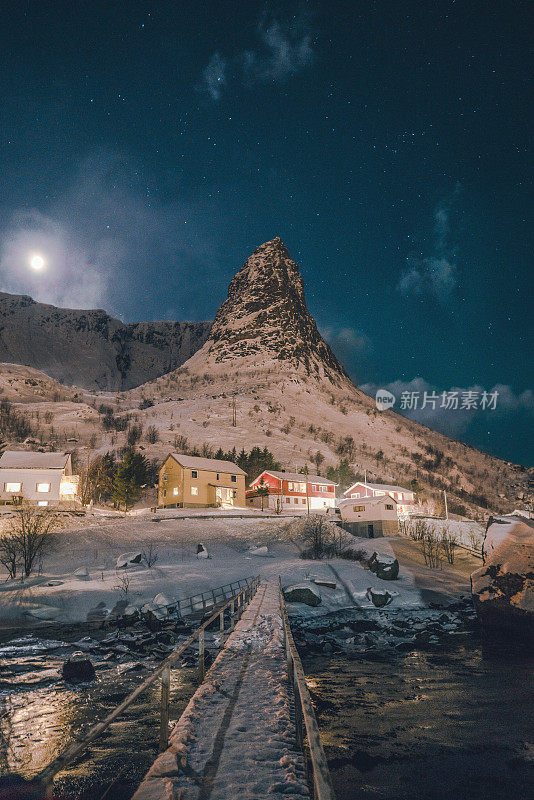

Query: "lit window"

xmin=38 ymin=500 xmax=48 ymax=507
xmin=376 ymin=491 xmax=386 ymax=496
xmin=231 ymin=475 xmax=237 ymax=483
xmin=353 ymin=505 xmax=365 ymax=512
xmin=60 ymin=482 xmax=76 ymax=495
xmin=398 ymin=493 xmax=403 ymax=500
xmin=191 ymin=486 xmax=198 ymax=496
xmin=191 ymin=470 xmax=198 ymax=479
xmin=5 ymin=483 xmax=21 ymax=493
xmin=285 ymin=497 xmax=290 ymax=503
xmin=37 ymin=483 xmax=50 ymax=493
xmin=173 ymin=487 xmax=179 ymax=496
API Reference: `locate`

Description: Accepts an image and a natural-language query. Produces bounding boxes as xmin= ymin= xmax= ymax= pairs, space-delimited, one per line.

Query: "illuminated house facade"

xmin=343 ymin=482 xmax=415 ymax=515
xmin=158 ymin=454 xmax=246 ymax=508
xmin=246 ymin=470 xmax=337 ymax=512
xmin=0 ymin=451 xmax=78 ymax=507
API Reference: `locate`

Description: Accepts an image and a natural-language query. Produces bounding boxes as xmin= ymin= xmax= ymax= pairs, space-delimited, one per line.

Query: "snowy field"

xmin=0 ymin=514 xmax=441 ymax=626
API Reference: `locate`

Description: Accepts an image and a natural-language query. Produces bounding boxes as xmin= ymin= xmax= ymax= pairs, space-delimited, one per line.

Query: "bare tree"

xmin=142 ymin=543 xmax=159 ymax=568
xmin=0 ymin=534 xmax=20 ymax=579
xmin=440 ymin=526 xmax=458 ymax=565
xmin=4 ymin=507 xmax=55 ymax=577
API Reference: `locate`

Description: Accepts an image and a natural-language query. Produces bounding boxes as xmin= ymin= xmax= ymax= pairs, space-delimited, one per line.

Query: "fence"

xmin=37 ymin=575 xmax=261 ymax=799
xmin=278 ymin=578 xmax=336 ymax=800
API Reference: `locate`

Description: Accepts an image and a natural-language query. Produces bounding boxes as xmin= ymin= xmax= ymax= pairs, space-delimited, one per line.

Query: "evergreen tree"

xmin=113 ymin=449 xmax=148 ymax=511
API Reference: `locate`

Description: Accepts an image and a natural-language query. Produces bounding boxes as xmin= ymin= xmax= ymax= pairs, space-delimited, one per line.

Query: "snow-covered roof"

xmin=168 ymin=454 xmax=246 ymax=475
xmin=0 ymin=450 xmax=70 ymax=470
xmin=344 ymin=481 xmax=413 ymax=495
xmin=339 ymin=495 xmax=398 ymax=507
xmin=253 ymin=470 xmax=336 ymax=486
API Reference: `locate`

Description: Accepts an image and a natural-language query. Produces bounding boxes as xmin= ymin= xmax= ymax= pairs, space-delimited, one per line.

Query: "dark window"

xmin=231 ymin=475 xmax=237 ymax=483
xmin=191 ymin=470 xmax=198 ymax=479
xmin=386 ymin=504 xmax=394 ymax=510
xmin=216 ymin=473 xmax=220 ymax=480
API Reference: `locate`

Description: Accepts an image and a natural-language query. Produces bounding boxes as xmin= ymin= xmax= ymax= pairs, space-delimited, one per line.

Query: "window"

xmin=173 ymin=487 xmax=179 ymax=496
xmin=376 ymin=491 xmax=386 ymax=496
xmin=233 ymin=490 xmax=237 ymax=498
xmin=231 ymin=475 xmax=237 ymax=483
xmin=385 ymin=504 xmax=394 ymax=510
xmin=301 ymin=498 xmax=306 ymax=504
xmin=37 ymin=483 xmax=50 ymax=493
xmin=353 ymin=505 xmax=365 ymax=512
xmin=191 ymin=486 xmax=198 ymax=496
xmin=5 ymin=482 xmax=21 ymax=493
xmin=191 ymin=470 xmax=198 ymax=479
xmin=216 ymin=473 xmax=220 ymax=480
xmin=285 ymin=497 xmax=290 ymax=503
xmin=294 ymin=497 xmax=299 ymax=504
xmin=398 ymin=493 xmax=403 ymax=500
xmin=38 ymin=500 xmax=48 ymax=507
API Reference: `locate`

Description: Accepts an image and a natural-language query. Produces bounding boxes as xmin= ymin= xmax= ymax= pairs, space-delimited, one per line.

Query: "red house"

xmin=247 ymin=470 xmax=337 ymax=513
xmin=343 ymin=482 xmax=415 ymax=515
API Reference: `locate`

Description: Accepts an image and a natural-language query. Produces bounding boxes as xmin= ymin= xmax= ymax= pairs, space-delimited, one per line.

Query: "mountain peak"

xmin=196 ymin=239 xmax=348 ymax=382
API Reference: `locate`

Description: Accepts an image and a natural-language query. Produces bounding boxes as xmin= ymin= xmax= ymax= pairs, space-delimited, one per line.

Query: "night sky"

xmin=0 ymin=1 xmax=532 ymax=464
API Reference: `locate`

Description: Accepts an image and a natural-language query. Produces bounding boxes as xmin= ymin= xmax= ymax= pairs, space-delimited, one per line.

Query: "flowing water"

xmin=304 ymin=637 xmax=534 ymax=800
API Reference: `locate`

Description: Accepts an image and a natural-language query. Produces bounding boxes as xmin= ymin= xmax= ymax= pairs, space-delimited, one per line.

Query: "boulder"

xmin=116 ymin=552 xmax=143 ymax=569
xmin=283 ymin=582 xmax=322 ymax=607
xmin=62 ymin=652 xmax=96 ymax=682
xmin=471 ymin=517 xmax=534 ymax=649
xmin=196 ymin=543 xmax=209 ymax=559
xmin=73 ymin=566 xmax=90 ymax=580
xmin=248 ymin=545 xmax=269 ymax=557
xmin=142 ymin=602 xmax=168 ymax=631
xmin=154 ymin=593 xmax=175 ymax=613
xmin=367 ymin=552 xmax=399 ymax=581
xmin=366 ymin=587 xmax=393 ymax=607
xmin=119 ymin=606 xmax=140 ymax=626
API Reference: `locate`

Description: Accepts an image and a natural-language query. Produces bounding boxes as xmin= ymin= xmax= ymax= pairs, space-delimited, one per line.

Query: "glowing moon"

xmin=30 ymin=253 xmax=46 ymax=271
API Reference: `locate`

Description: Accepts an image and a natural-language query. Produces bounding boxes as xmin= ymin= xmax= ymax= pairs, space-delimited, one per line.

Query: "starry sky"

xmin=0 ymin=1 xmax=532 ymax=465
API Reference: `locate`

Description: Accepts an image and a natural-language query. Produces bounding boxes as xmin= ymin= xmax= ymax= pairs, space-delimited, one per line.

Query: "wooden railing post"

xmin=219 ymin=609 xmax=225 ymax=640
xmin=159 ymin=667 xmax=171 ymax=752
xmin=230 ymin=599 xmax=235 ymax=630
xmin=198 ymin=630 xmax=205 ymax=680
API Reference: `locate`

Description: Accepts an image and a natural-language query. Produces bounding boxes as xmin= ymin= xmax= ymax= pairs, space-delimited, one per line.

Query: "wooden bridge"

xmin=38 ymin=578 xmax=335 ymax=800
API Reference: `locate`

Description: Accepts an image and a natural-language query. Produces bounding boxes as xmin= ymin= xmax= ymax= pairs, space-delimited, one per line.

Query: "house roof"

xmin=0 ymin=451 xmax=70 ymax=470
xmin=168 ymin=454 xmax=246 ymax=475
xmin=253 ymin=470 xmax=336 ymax=486
xmin=344 ymin=481 xmax=413 ymax=495
xmin=339 ymin=495 xmax=398 ymax=507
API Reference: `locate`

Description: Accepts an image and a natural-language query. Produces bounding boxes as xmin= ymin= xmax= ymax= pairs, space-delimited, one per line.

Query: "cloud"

xmin=198 ymin=7 xmax=315 ymax=100
xmin=0 ymin=151 xmax=218 ymax=316
xmin=398 ymin=189 xmax=460 ymax=299
xmin=200 ymin=52 xmax=227 ymax=100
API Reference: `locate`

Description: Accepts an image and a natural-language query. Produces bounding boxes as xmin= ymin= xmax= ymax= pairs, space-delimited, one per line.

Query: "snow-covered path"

xmin=133 ymin=580 xmax=309 ymax=800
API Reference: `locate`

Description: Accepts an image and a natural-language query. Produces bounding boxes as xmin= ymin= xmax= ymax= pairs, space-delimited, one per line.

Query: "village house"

xmin=343 ymin=481 xmax=415 ymax=515
xmin=246 ymin=470 xmax=337 ymax=512
xmin=158 ymin=454 xmax=246 ymax=508
xmin=338 ymin=495 xmax=399 ymax=538
xmin=0 ymin=451 xmax=78 ymax=507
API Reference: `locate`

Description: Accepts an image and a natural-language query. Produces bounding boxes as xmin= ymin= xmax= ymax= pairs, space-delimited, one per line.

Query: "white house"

xmin=338 ymin=495 xmax=399 ymax=538
xmin=0 ymin=451 xmax=78 ymax=507
xmin=343 ymin=481 xmax=415 ymax=515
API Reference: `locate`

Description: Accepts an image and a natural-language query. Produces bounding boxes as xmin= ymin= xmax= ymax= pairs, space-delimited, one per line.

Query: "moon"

xmin=30 ymin=253 xmax=46 ymax=271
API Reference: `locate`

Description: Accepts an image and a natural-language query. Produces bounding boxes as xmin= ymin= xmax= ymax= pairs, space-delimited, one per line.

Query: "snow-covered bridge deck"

xmin=132 ymin=580 xmax=310 ymax=800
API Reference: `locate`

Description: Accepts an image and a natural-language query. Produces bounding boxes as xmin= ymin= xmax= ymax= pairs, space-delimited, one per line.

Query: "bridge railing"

xmin=278 ymin=578 xmax=337 ymax=800
xmin=37 ymin=575 xmax=261 ymax=799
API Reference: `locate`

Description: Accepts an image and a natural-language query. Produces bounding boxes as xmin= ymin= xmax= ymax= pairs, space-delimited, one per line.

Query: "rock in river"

xmin=62 ymin=652 xmax=96 ymax=682
xmin=366 ymin=587 xmax=393 ymax=608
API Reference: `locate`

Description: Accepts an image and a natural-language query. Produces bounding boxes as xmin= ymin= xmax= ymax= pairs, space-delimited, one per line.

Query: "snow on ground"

xmin=132 ymin=580 xmax=309 ymax=800
xmin=0 ymin=514 xmax=438 ymax=626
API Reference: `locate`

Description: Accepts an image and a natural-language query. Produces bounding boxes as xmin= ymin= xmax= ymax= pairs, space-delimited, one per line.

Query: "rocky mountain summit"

xmin=195 ymin=237 xmax=348 ymax=382
xmin=0 ymin=292 xmax=210 ymax=391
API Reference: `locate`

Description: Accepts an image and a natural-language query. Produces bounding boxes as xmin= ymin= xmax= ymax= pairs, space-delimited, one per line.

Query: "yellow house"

xmin=158 ymin=454 xmax=246 ymax=509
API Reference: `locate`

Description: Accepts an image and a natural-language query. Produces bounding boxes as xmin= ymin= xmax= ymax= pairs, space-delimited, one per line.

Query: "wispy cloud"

xmin=201 ymin=52 xmax=227 ymax=101
xmin=398 ymin=187 xmax=460 ymax=299
xmin=198 ymin=6 xmax=315 ymax=101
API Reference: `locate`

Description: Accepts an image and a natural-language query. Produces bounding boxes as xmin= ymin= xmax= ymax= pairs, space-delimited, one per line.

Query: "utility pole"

xmin=443 ymin=489 xmax=448 ymax=520
xmin=231 ymin=397 xmax=236 ymax=427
